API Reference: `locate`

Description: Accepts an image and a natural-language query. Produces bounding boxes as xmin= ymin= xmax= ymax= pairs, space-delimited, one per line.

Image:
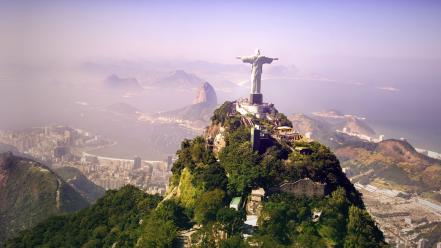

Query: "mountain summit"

xmin=7 ymin=101 xmax=386 ymax=247
xmin=151 ymin=70 xmax=205 ymax=89
xmin=154 ymin=82 xmax=218 ymax=126
xmin=103 ymin=74 xmax=142 ymax=90
xmin=193 ymin=82 xmax=217 ymax=107
xmin=0 ymin=152 xmax=89 ymax=245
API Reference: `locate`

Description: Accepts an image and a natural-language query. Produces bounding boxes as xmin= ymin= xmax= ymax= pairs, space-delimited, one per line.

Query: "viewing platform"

xmin=235 ymin=97 xmax=275 ymax=119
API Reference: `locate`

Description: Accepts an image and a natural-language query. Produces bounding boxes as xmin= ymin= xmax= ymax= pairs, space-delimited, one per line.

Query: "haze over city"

xmin=2 ymin=0 xmax=441 ymax=151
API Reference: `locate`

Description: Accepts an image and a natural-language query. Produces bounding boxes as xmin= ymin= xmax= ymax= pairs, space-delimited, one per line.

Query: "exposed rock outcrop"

xmin=193 ymin=82 xmax=217 ymax=107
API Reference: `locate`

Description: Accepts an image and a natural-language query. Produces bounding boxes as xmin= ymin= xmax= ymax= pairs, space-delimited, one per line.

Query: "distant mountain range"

xmin=147 ymin=70 xmax=205 ymax=89
xmin=0 ymin=152 xmax=89 ymax=245
xmin=289 ymin=112 xmax=441 ymax=202
xmin=103 ymin=74 xmax=142 ymax=90
xmin=154 ymin=82 xmax=218 ymax=126
xmin=54 ymin=166 xmax=105 ymax=203
xmin=290 ymin=111 xmax=376 ymax=142
xmin=335 ymin=139 xmax=441 ymax=193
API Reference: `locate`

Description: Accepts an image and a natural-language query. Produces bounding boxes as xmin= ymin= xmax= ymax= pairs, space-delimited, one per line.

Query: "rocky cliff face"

xmin=342 ymin=116 xmax=376 ymax=137
xmin=154 ymin=82 xmax=218 ymax=125
xmin=289 ymin=113 xmax=333 ymax=140
xmin=193 ymin=82 xmax=217 ymax=107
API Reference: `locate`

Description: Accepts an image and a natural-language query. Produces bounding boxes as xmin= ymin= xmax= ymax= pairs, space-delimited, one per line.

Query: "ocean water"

xmin=1 ymin=76 xmax=440 ymax=158
xmin=251 ymin=78 xmax=441 ymax=153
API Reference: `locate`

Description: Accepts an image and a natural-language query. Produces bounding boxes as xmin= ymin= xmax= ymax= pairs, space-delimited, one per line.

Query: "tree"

xmin=260 ymin=147 xmax=286 ymax=187
xmin=155 ymin=200 xmax=191 ymax=229
xmin=317 ymin=187 xmax=349 ymax=247
xmin=258 ymin=201 xmax=291 ymax=245
xmin=293 ymin=222 xmax=327 ymax=248
xmin=219 ymin=132 xmax=261 ymax=195
xmin=194 ymin=189 xmax=225 ymax=224
xmin=194 ymin=163 xmax=228 ymax=191
xmin=6 ymin=186 xmax=162 ymax=248
xmin=216 ymin=208 xmax=246 ymax=235
xmin=344 ymin=206 xmax=385 ymax=248
xmin=138 ymin=217 xmax=177 ymax=248
xmin=211 ymin=101 xmax=233 ymax=126
xmin=219 ymin=235 xmax=248 ymax=248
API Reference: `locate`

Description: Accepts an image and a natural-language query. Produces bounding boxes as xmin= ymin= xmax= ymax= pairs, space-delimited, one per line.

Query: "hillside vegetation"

xmin=335 ymin=139 xmax=441 ymax=193
xmin=7 ymin=101 xmax=387 ymax=247
xmin=6 ymin=186 xmax=162 ymax=248
xmin=290 ymin=112 xmax=441 ymax=198
xmin=54 ymin=166 xmax=105 ymax=203
xmin=0 ymin=152 xmax=89 ymax=245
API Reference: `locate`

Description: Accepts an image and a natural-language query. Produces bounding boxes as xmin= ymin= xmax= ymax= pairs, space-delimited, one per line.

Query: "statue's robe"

xmin=240 ymin=55 xmax=274 ymax=94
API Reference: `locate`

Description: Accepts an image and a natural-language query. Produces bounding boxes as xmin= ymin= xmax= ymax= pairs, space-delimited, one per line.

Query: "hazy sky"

xmin=1 ymin=0 xmax=441 ymax=152
xmin=2 ymin=0 xmax=441 ymax=66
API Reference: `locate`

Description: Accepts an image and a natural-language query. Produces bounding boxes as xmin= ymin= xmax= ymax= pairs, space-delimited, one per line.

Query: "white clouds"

xmin=348 ymin=81 xmax=365 ymax=86
xmin=377 ymin=86 xmax=400 ymax=92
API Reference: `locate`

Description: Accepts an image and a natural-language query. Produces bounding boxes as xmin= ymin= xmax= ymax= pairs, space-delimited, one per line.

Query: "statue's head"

xmin=255 ymin=49 xmax=261 ymax=55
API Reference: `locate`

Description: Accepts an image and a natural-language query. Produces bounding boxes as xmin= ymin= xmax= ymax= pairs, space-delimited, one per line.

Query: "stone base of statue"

xmin=250 ymin=93 xmax=263 ymax=105
xmin=235 ymin=98 xmax=275 ymax=119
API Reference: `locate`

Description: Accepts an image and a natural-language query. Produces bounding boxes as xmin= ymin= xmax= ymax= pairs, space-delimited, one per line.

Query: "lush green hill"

xmin=164 ymin=101 xmax=386 ymax=247
xmin=6 ymin=185 xmax=162 ymax=248
xmin=7 ymin=101 xmax=387 ymax=247
xmin=54 ymin=166 xmax=105 ymax=203
xmin=0 ymin=152 xmax=89 ymax=245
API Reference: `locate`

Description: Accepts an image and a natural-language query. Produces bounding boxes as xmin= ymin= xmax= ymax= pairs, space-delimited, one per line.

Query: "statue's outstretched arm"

xmin=237 ymin=56 xmax=254 ymax=63
xmin=260 ymin=56 xmax=278 ymax=64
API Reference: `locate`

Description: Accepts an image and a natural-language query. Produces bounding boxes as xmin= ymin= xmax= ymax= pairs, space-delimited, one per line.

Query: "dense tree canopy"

xmin=8 ymin=102 xmax=387 ymax=248
xmin=6 ymin=186 xmax=162 ymax=248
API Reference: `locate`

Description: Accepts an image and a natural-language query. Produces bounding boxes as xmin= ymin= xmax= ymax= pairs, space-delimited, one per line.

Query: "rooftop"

xmin=251 ymin=188 xmax=265 ymax=196
xmin=230 ymin=197 xmax=241 ymax=205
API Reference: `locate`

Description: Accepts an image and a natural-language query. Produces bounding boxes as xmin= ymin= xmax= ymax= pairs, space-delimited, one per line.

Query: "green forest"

xmin=6 ymin=101 xmax=387 ymax=248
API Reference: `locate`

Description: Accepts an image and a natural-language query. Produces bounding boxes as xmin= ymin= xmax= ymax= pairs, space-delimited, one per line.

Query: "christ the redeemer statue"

xmin=237 ymin=49 xmax=278 ymax=104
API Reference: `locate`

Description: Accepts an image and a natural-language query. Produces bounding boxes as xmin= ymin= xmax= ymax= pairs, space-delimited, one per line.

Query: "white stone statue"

xmin=237 ymin=49 xmax=278 ymax=94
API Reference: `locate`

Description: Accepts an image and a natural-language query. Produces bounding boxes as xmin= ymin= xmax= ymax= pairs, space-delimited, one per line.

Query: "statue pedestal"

xmin=236 ymin=98 xmax=274 ymax=119
xmin=250 ymin=93 xmax=263 ymax=105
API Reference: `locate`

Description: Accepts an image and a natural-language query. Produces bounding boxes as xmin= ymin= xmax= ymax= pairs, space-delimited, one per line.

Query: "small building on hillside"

xmin=295 ymin=146 xmax=313 ymax=155
xmin=229 ymin=197 xmax=242 ymax=211
xmin=279 ymin=178 xmax=325 ymax=198
xmin=273 ymin=126 xmax=304 ymax=143
xmin=251 ymin=125 xmax=271 ymax=152
xmin=246 ymin=188 xmax=265 ymax=215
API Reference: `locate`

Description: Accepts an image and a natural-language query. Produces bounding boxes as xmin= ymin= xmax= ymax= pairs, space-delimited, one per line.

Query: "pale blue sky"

xmin=1 ymin=0 xmax=441 ymax=152
xmin=1 ymin=0 xmax=441 ymax=65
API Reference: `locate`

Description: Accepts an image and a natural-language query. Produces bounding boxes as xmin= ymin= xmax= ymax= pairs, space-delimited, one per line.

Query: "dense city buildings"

xmin=354 ymin=183 xmax=441 ymax=247
xmin=0 ymin=125 xmax=172 ymax=195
